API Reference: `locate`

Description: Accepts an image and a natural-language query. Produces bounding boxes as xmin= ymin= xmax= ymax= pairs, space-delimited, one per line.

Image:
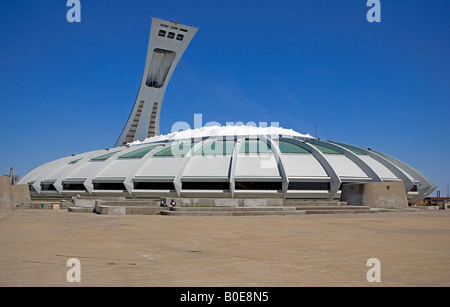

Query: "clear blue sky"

xmin=0 ymin=0 xmax=449 ymax=197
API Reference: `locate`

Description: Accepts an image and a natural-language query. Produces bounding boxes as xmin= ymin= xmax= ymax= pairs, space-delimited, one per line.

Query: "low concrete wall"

xmin=93 ymin=200 xmax=163 ymax=215
xmin=73 ymin=198 xmax=98 ymax=208
xmin=341 ymin=181 xmax=408 ymax=209
xmin=0 ymin=176 xmax=31 ymax=212
xmin=92 ymin=197 xmax=285 ymax=215
xmin=11 ymin=184 xmax=31 ymax=207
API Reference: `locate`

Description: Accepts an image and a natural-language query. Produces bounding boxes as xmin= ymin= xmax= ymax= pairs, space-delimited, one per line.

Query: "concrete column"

xmin=0 ymin=176 xmax=13 ymax=212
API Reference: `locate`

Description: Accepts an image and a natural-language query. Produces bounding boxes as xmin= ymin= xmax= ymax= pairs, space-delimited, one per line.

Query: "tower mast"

xmin=115 ymin=18 xmax=198 ymax=147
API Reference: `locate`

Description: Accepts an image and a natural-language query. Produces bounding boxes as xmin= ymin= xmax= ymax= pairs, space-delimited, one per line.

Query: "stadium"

xmin=18 ymin=18 xmax=435 ymax=206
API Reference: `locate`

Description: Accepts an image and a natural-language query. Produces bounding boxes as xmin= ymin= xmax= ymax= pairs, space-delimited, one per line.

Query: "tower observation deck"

xmin=115 ymin=18 xmax=198 ymax=147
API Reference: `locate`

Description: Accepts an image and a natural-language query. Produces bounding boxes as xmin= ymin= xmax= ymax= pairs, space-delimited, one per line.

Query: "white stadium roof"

xmin=19 ymin=125 xmax=435 ymax=203
xmin=130 ymin=125 xmax=314 ymax=145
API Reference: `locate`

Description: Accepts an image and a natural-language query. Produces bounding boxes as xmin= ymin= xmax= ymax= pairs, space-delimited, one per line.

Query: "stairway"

xmin=296 ymin=205 xmax=374 ymax=215
xmin=161 ymin=206 xmax=303 ymax=216
xmin=161 ymin=204 xmax=376 ymax=216
xmin=62 ymin=197 xmax=377 ymax=216
xmin=287 ymin=200 xmax=375 ymax=215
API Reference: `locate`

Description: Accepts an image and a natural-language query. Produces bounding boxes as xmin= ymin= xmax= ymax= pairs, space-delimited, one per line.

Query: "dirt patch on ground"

xmin=1 ymin=210 xmax=449 ymax=287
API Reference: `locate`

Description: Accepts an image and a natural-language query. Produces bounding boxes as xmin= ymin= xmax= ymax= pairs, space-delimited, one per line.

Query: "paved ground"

xmin=0 ymin=209 xmax=449 ymax=287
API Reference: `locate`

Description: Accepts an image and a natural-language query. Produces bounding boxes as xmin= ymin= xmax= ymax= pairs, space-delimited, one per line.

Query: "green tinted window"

xmin=154 ymin=142 xmax=194 ymax=157
xmin=240 ymin=140 xmax=272 ymax=154
xmin=119 ymin=144 xmax=161 ymax=159
xmin=333 ymin=142 xmax=368 ymax=155
xmin=312 ymin=144 xmax=340 ymax=154
xmin=68 ymin=158 xmax=83 ymax=164
xmin=308 ymin=141 xmax=341 ymax=155
xmin=195 ymin=140 xmax=235 ymax=155
xmin=91 ymin=151 xmax=121 ymax=161
xmin=278 ymin=140 xmax=310 ymax=154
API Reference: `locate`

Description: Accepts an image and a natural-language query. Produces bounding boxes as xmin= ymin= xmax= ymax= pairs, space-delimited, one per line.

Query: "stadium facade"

xmin=18 ymin=18 xmax=435 ymax=204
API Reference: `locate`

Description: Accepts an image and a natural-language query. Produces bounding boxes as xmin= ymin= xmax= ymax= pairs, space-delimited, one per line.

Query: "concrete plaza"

xmin=0 ymin=210 xmax=449 ymax=287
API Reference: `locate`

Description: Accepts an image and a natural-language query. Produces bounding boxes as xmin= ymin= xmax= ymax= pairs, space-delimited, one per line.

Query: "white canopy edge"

xmin=129 ymin=125 xmax=314 ymax=146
